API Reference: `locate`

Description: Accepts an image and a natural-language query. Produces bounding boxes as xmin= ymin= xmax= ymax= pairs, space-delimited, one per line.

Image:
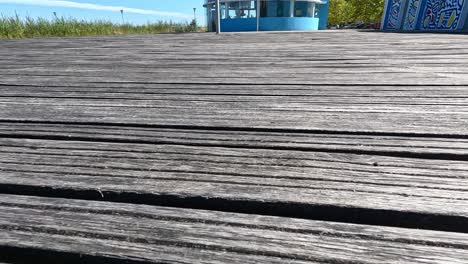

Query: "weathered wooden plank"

xmin=1 ymin=31 xmax=468 ymax=257
xmin=1 ymin=83 xmax=468 ymax=96
xmin=2 ymin=75 xmax=464 ymax=86
xmin=0 ymin=67 xmax=467 ymax=78
xmin=1 ymin=122 xmax=467 ymax=157
xmin=1 ymin=138 xmax=468 ymax=231
xmin=3 ymin=95 xmax=467 ymax=107
xmin=2 ymin=32 xmax=468 ymax=136
xmin=1 ymin=89 xmax=468 ymax=107
xmin=2 ymin=84 xmax=468 ymax=95
xmin=1 ymin=100 xmax=466 ymax=135
xmin=1 ymin=31 xmax=468 ymax=87
xmin=2 ymin=194 xmax=468 ymax=264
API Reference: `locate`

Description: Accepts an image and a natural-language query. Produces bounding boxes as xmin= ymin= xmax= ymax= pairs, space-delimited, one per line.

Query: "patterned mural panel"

xmin=421 ymin=0 xmax=465 ymax=30
xmin=385 ymin=0 xmax=405 ymax=29
xmin=403 ymin=0 xmax=423 ymax=29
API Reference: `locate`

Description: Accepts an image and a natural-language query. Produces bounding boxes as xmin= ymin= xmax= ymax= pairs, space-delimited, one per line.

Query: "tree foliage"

xmin=328 ymin=0 xmax=385 ymax=25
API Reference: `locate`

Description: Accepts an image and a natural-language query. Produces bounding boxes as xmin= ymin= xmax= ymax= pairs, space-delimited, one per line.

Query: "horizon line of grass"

xmin=0 ymin=15 xmax=201 ymax=39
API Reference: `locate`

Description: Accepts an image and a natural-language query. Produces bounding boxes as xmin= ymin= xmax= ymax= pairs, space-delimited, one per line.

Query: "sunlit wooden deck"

xmin=1 ymin=30 xmax=468 ymax=263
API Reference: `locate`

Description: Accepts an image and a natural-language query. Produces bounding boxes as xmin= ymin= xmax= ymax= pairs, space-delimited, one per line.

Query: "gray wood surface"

xmin=0 ymin=31 xmax=468 ymax=135
xmin=1 ymin=90 xmax=466 ymax=135
xmin=2 ymin=194 xmax=468 ymax=264
xmin=1 ymin=137 xmax=468 ymax=220
xmin=1 ymin=30 xmax=468 ymax=262
xmin=1 ymin=122 xmax=467 ymax=157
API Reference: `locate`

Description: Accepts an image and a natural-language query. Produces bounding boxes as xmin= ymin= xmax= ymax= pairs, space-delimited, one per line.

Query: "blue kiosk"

xmin=204 ymin=0 xmax=330 ymax=32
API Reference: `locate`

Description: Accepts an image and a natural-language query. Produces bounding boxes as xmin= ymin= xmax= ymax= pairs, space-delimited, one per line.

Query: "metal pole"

xmin=256 ymin=0 xmax=260 ymax=31
xmin=216 ymin=0 xmax=221 ymax=34
xmin=290 ymin=0 xmax=294 ymax=17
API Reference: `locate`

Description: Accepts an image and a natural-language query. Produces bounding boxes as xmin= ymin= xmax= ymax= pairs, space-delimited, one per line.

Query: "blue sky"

xmin=0 ymin=0 xmax=205 ymax=25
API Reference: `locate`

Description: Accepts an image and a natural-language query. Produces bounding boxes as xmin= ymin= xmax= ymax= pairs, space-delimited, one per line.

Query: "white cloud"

xmin=0 ymin=0 xmax=191 ymax=18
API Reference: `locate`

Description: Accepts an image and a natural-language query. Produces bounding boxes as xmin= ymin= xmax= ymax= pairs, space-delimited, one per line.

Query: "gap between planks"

xmin=2 ymin=194 xmax=468 ymax=263
xmin=0 ymin=137 xmax=468 ymax=233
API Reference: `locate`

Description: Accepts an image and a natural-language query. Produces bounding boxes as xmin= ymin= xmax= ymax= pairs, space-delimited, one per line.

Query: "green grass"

xmin=0 ymin=15 xmax=200 ymax=39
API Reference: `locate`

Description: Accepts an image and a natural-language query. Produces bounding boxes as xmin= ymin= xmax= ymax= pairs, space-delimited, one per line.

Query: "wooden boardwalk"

xmin=1 ymin=30 xmax=468 ymax=263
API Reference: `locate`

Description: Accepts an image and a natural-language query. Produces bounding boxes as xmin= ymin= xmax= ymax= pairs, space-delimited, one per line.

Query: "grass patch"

xmin=0 ymin=15 xmax=200 ymax=38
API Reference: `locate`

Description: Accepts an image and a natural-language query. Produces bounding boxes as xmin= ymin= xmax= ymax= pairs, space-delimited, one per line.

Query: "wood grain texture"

xmin=1 ymin=137 xmax=467 ymax=222
xmin=1 ymin=122 xmax=467 ymax=158
xmin=1 ymin=30 xmax=468 ymax=262
xmin=2 ymin=194 xmax=468 ymax=264
xmin=0 ymin=31 xmax=467 ymax=135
